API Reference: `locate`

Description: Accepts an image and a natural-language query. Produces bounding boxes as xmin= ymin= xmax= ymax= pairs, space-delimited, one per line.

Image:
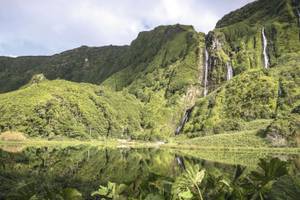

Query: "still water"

xmin=0 ymin=145 xmax=299 ymax=200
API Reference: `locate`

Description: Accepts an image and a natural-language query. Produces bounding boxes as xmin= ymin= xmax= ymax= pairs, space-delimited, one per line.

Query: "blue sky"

xmin=0 ymin=0 xmax=254 ymax=56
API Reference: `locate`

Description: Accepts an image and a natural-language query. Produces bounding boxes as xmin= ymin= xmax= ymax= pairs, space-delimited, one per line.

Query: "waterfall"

xmin=175 ymin=155 xmax=186 ymax=170
xmin=226 ymin=62 xmax=233 ymax=80
xmin=262 ymin=27 xmax=269 ymax=69
xmin=175 ymin=107 xmax=193 ymax=135
xmin=203 ymin=48 xmax=209 ymax=96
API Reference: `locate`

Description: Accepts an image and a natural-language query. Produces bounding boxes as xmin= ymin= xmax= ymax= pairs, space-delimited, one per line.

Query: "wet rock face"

xmin=203 ymin=32 xmax=229 ymax=93
xmin=175 ymin=107 xmax=194 ymax=135
xmin=208 ymin=34 xmax=222 ymax=51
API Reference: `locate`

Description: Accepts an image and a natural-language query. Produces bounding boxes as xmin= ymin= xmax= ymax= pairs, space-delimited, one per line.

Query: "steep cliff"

xmin=184 ymin=0 xmax=300 ymax=146
xmin=103 ymin=25 xmax=205 ymax=135
xmin=202 ymin=0 xmax=300 ymax=92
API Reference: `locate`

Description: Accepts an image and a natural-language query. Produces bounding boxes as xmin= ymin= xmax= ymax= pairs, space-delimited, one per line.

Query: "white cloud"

xmin=0 ymin=0 xmax=254 ymax=56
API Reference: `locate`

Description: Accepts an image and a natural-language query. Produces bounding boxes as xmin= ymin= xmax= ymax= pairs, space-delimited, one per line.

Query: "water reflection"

xmin=0 ymin=145 xmax=299 ymax=199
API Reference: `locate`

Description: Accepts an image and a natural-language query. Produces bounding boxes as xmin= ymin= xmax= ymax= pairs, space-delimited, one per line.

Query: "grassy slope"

xmin=179 ymin=119 xmax=271 ymax=147
xmin=183 ymin=130 xmax=268 ymax=147
xmin=0 ymin=78 xmax=143 ymax=139
xmin=184 ymin=70 xmax=278 ymax=134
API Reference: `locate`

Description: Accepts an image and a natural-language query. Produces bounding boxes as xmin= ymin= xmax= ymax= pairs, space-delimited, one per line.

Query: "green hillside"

xmin=0 ymin=45 xmax=130 ymax=93
xmin=103 ymin=25 xmax=205 ymax=135
xmin=0 ymin=77 xmax=143 ymax=139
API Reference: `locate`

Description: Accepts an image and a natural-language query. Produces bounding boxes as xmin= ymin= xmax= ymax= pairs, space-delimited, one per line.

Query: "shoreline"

xmin=1 ymin=139 xmax=300 ymax=153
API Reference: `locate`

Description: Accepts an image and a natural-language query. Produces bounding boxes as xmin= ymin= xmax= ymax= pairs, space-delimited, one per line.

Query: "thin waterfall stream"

xmin=203 ymin=48 xmax=209 ymax=96
xmin=175 ymin=46 xmax=208 ymax=135
xmin=262 ymin=27 xmax=269 ymax=69
xmin=226 ymin=62 xmax=233 ymax=80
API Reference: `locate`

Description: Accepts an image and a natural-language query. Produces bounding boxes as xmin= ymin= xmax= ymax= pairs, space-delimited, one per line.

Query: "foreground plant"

xmin=91 ymin=181 xmax=127 ymax=200
xmin=247 ymin=158 xmax=288 ymax=200
xmin=172 ymin=162 xmax=205 ymax=200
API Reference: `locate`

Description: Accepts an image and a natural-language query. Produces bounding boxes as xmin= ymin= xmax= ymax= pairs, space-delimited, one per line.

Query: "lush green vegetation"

xmin=183 ymin=70 xmax=278 ymax=135
xmin=0 ymin=78 xmax=143 ymax=139
xmin=0 ymin=25 xmax=206 ymax=139
xmin=0 ymin=45 xmax=130 ymax=93
xmin=1 ymin=0 xmax=300 ymax=199
xmin=103 ymin=25 xmax=205 ymax=136
xmin=0 ymin=145 xmax=299 ymax=199
xmin=0 ymin=0 xmax=299 ymax=147
xmin=182 ymin=0 xmax=300 ymax=147
xmin=181 ymin=129 xmax=269 ymax=148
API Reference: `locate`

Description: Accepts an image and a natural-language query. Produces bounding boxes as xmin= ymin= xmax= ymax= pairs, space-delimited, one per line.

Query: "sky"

xmin=0 ymin=0 xmax=254 ymax=56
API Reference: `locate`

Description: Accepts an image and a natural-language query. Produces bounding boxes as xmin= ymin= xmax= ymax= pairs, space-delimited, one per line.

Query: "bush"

xmin=264 ymin=114 xmax=300 ymax=147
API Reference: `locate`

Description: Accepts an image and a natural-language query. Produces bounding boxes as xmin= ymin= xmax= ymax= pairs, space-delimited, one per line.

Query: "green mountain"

xmin=0 ymin=45 xmax=129 ymax=93
xmin=0 ymin=0 xmax=299 ymax=146
xmin=0 ymin=25 xmax=204 ymax=140
xmin=184 ymin=0 xmax=300 ymax=146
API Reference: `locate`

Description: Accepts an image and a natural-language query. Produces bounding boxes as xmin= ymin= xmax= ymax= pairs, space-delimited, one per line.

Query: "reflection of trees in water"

xmin=0 ymin=147 xmax=299 ymax=199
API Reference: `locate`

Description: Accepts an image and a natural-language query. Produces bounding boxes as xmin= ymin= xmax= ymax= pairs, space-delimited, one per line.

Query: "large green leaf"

xmin=178 ymin=189 xmax=194 ymax=200
xmin=269 ymin=175 xmax=300 ymax=200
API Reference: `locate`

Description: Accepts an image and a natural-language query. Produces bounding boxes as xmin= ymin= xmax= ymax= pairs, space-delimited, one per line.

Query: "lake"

xmin=0 ymin=144 xmax=299 ymax=199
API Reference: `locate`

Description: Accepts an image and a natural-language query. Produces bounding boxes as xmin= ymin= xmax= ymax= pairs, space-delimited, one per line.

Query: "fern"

xmin=172 ymin=161 xmax=205 ymax=200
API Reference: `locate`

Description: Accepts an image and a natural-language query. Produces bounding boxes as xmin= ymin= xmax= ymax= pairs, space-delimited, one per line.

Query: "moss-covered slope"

xmin=0 ymin=78 xmax=143 ymax=139
xmin=103 ymin=25 xmax=206 ymax=136
xmin=204 ymin=0 xmax=300 ymax=93
xmin=184 ymin=69 xmax=278 ymax=135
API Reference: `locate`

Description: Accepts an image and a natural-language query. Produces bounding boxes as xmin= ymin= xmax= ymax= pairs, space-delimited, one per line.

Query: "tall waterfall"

xmin=262 ymin=27 xmax=269 ymax=69
xmin=203 ymin=49 xmax=209 ymax=96
xmin=226 ymin=62 xmax=233 ymax=81
xmin=175 ymin=107 xmax=193 ymax=135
